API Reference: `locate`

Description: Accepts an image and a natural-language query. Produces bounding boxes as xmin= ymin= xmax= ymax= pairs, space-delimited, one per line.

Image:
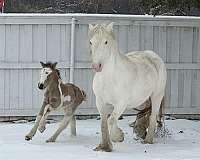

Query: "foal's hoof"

xmin=144 ymin=137 xmax=153 ymax=144
xmin=111 ymin=128 xmax=124 ymax=143
xmin=38 ymin=126 xmax=46 ymax=133
xmin=93 ymin=143 xmax=113 ymax=152
xmin=25 ymin=135 xmax=32 ymax=141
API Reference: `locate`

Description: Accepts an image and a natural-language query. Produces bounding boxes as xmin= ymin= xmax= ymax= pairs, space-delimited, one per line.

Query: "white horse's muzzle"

xmin=91 ymin=63 xmax=103 ymax=72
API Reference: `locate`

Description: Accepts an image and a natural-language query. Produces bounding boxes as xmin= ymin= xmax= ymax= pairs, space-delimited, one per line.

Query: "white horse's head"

xmin=88 ymin=22 xmax=115 ymax=72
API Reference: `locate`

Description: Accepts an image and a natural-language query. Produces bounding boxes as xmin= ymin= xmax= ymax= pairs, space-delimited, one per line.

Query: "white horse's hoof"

xmin=93 ymin=143 xmax=113 ymax=152
xmin=46 ymin=138 xmax=55 ymax=143
xmin=111 ymin=128 xmax=124 ymax=142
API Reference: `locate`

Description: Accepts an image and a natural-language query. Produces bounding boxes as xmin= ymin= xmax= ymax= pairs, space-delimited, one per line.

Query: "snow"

xmin=0 ymin=116 xmax=200 ymax=160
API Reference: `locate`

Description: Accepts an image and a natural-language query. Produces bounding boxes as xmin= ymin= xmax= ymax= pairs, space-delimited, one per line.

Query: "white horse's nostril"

xmin=92 ymin=63 xmax=103 ymax=72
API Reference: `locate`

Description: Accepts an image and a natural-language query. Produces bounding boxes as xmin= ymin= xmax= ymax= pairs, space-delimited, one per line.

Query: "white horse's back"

xmin=126 ymin=50 xmax=167 ymax=92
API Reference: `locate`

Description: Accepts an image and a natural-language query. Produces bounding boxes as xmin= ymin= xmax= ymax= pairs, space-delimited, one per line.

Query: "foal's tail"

xmin=81 ymin=90 xmax=87 ymax=101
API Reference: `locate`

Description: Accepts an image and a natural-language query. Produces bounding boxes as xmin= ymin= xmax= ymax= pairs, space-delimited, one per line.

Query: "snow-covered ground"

xmin=0 ymin=116 xmax=200 ymax=160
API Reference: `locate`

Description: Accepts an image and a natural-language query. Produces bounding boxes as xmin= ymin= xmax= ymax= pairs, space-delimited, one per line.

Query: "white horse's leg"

xmin=108 ymin=107 xmax=126 ymax=142
xmin=145 ymin=94 xmax=164 ymax=144
xmin=46 ymin=114 xmax=72 ymax=142
xmin=94 ymin=98 xmax=113 ymax=152
xmin=70 ymin=115 xmax=76 ymax=136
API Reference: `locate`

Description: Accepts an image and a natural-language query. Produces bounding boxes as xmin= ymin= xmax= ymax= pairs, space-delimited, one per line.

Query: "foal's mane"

xmin=55 ymin=69 xmax=61 ymax=79
xmin=44 ymin=61 xmax=61 ymax=79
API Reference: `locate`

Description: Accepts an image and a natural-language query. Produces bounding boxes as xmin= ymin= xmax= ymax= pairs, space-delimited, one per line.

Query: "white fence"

xmin=0 ymin=14 xmax=200 ymax=116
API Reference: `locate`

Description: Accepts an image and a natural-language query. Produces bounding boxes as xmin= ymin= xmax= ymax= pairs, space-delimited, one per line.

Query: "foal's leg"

xmin=25 ymin=102 xmax=46 ymax=141
xmin=38 ymin=104 xmax=51 ymax=133
xmin=70 ymin=115 xmax=76 ymax=136
xmin=94 ymin=99 xmax=113 ymax=152
xmin=108 ymin=107 xmax=126 ymax=143
xmin=46 ymin=115 xmax=73 ymax=142
xmin=145 ymin=94 xmax=164 ymax=144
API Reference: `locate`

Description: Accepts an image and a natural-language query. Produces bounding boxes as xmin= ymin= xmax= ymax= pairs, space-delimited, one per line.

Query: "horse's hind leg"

xmin=145 ymin=94 xmax=164 ymax=144
xmin=70 ymin=115 xmax=76 ymax=136
xmin=46 ymin=106 xmax=75 ymax=142
xmin=46 ymin=114 xmax=72 ymax=142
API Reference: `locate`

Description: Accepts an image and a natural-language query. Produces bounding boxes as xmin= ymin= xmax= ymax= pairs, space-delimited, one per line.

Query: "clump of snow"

xmin=0 ymin=116 xmax=200 ymax=160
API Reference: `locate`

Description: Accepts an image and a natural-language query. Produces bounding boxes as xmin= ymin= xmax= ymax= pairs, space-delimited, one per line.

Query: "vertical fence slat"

xmin=0 ymin=25 xmax=5 ymax=61
xmin=60 ymin=24 xmax=71 ymax=63
xmin=140 ymin=25 xmax=153 ymax=50
xmin=5 ymin=25 xmax=20 ymax=62
xmin=32 ymin=24 xmax=47 ymax=62
xmin=128 ymin=25 xmax=140 ymax=51
xmin=153 ymin=26 xmax=167 ymax=62
xmin=19 ymin=25 xmax=33 ymax=62
xmin=23 ymin=70 xmax=33 ymax=110
xmin=0 ymin=70 xmax=4 ymax=111
xmin=10 ymin=70 xmax=19 ymax=110
xmin=46 ymin=25 xmax=61 ymax=62
xmin=118 ymin=25 xmax=128 ymax=53
xmin=166 ymin=27 xmax=180 ymax=63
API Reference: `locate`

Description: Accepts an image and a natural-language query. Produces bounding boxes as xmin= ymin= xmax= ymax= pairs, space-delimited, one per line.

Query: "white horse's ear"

xmin=106 ymin=22 xmax=114 ymax=32
xmin=89 ymin=24 xmax=95 ymax=30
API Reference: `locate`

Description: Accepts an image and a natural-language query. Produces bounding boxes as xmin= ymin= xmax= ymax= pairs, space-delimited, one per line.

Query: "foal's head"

xmin=38 ymin=62 xmax=60 ymax=90
xmin=88 ymin=22 xmax=115 ymax=72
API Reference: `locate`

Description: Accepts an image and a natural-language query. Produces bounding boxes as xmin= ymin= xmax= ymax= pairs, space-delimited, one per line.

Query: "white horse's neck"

xmin=105 ymin=41 xmax=125 ymax=68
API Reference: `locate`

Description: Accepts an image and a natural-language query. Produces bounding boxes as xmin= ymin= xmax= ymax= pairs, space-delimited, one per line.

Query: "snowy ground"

xmin=0 ymin=116 xmax=200 ymax=160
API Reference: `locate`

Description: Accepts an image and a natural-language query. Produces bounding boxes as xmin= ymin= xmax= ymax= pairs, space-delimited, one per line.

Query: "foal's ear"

xmin=106 ymin=22 xmax=114 ymax=32
xmin=89 ymin=24 xmax=95 ymax=31
xmin=52 ymin=62 xmax=58 ymax=69
xmin=40 ymin=61 xmax=45 ymax=67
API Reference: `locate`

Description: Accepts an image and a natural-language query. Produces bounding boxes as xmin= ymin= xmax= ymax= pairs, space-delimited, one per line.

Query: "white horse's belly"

xmin=93 ymin=72 xmax=153 ymax=109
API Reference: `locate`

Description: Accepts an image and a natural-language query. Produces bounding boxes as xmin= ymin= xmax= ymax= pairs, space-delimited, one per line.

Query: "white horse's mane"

xmin=88 ymin=24 xmax=115 ymax=40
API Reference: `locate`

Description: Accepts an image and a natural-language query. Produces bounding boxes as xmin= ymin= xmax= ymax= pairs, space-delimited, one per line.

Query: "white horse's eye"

xmin=89 ymin=41 xmax=92 ymax=45
xmin=105 ymin=41 xmax=108 ymax=45
xmin=45 ymin=72 xmax=48 ymax=74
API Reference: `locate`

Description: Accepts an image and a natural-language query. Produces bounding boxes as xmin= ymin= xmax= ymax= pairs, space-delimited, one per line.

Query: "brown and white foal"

xmin=25 ymin=62 xmax=86 ymax=142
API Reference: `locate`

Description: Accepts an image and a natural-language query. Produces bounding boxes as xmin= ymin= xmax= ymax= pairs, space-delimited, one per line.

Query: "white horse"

xmin=88 ymin=23 xmax=167 ymax=152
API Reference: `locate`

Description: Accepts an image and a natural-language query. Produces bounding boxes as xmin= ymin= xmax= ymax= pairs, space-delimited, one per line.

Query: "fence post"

xmin=69 ymin=17 xmax=76 ymax=83
xmin=69 ymin=17 xmax=76 ymax=136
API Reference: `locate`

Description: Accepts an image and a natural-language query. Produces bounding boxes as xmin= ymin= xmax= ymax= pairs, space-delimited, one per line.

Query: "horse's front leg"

xmin=25 ymin=102 xmax=47 ymax=141
xmin=94 ymin=99 xmax=113 ymax=152
xmin=38 ymin=104 xmax=52 ymax=133
xmin=108 ymin=107 xmax=126 ymax=143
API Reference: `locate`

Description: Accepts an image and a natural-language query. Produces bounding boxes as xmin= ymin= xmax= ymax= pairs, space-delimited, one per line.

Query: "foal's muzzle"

xmin=38 ymin=83 xmax=44 ymax=90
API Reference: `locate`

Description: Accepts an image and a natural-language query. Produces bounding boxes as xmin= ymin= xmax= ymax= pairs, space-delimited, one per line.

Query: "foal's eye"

xmin=105 ymin=41 xmax=108 ymax=45
xmin=45 ymin=72 xmax=48 ymax=74
xmin=89 ymin=41 xmax=92 ymax=45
